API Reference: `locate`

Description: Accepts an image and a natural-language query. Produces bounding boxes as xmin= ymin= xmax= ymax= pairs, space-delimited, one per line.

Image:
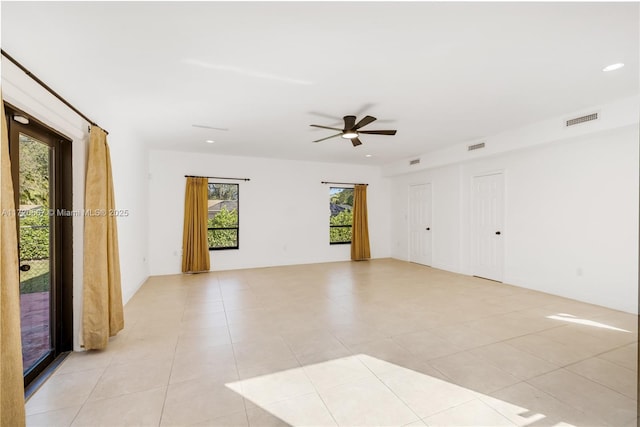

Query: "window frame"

xmin=329 ymin=186 xmax=353 ymax=245
xmin=207 ymin=182 xmax=240 ymax=251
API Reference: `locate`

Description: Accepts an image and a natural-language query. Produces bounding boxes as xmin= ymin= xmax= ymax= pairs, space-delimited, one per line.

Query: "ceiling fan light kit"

xmin=310 ymin=115 xmax=397 ymax=147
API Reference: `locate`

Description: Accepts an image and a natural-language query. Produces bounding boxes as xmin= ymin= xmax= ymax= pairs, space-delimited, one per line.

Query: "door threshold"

xmin=24 ymin=352 xmax=71 ymax=401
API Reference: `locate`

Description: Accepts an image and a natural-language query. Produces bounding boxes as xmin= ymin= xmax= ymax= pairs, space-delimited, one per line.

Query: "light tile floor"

xmin=25 ymin=259 xmax=637 ymax=426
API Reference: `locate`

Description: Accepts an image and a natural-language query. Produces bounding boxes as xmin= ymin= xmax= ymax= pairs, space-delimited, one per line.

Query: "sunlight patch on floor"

xmin=226 ymin=354 xmax=573 ymax=426
xmin=548 ymin=313 xmax=631 ymax=332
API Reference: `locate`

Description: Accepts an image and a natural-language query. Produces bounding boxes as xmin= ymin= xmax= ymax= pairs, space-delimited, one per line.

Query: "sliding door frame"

xmin=5 ymin=103 xmax=73 ymax=388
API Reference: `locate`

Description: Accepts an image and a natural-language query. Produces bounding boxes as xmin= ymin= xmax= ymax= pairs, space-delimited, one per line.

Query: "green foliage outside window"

xmin=20 ymin=209 xmax=50 ymax=261
xmin=208 ymin=206 xmax=238 ymax=249
xmin=330 ymin=210 xmax=352 ymax=243
xmin=17 ymin=135 xmax=51 ymax=261
xmin=208 ymin=183 xmax=238 ymax=201
xmin=330 ymin=188 xmax=353 ymax=205
xmin=329 ymin=187 xmax=353 ymax=244
xmin=208 ymin=183 xmax=239 ymax=249
xmin=15 ymin=135 xmax=51 ymax=293
xmin=19 ymin=135 xmax=50 ymax=207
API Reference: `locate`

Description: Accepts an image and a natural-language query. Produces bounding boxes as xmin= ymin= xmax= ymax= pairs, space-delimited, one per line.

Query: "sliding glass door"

xmin=18 ymin=132 xmax=53 ymax=374
xmin=6 ymin=105 xmax=73 ymax=387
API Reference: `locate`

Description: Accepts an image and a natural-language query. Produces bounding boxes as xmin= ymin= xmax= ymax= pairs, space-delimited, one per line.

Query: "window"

xmin=329 ymin=187 xmax=353 ymax=244
xmin=207 ymin=183 xmax=239 ymax=250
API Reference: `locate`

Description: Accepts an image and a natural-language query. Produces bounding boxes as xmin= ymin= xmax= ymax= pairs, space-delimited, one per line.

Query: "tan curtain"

xmin=0 ymin=91 xmax=26 ymax=425
xmin=351 ymin=184 xmax=371 ymax=261
xmin=82 ymin=126 xmax=124 ymax=350
xmin=182 ymin=177 xmax=210 ymax=273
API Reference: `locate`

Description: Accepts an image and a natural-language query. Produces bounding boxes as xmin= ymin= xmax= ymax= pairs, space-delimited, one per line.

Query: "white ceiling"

xmin=2 ymin=2 xmax=638 ymax=166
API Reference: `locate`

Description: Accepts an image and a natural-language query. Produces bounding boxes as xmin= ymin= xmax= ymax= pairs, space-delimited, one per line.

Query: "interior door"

xmin=7 ymin=105 xmax=73 ymax=388
xmin=408 ymin=183 xmax=432 ymax=266
xmin=471 ymin=173 xmax=504 ymax=282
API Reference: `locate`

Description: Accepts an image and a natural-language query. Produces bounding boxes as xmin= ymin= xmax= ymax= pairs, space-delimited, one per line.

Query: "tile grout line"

xmin=158 ymin=274 xmax=196 ymax=427
xmin=352 ymin=355 xmax=428 ymax=425
xmin=563 ymin=361 xmax=637 ymax=401
xmin=220 ymin=274 xmax=253 ymax=427
xmin=521 ymin=367 xmax=633 ymax=427
xmin=64 ymin=359 xmax=112 ymax=426
xmin=293 ymin=360 xmax=342 ymax=427
xmin=419 ymin=396 xmax=516 ymax=426
xmin=273 ymin=321 xmax=341 ymax=425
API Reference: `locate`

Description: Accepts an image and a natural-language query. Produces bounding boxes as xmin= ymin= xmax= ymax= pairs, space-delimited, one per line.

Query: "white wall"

xmin=105 ymin=124 xmax=150 ymax=304
xmin=390 ymin=165 xmax=462 ymax=273
xmin=148 ymin=150 xmax=391 ymax=275
xmin=2 ymin=58 xmax=149 ymax=350
xmin=390 ymin=124 xmax=639 ymax=313
xmin=383 ymin=96 xmax=639 ymax=176
xmin=474 ymin=125 xmax=638 ymax=313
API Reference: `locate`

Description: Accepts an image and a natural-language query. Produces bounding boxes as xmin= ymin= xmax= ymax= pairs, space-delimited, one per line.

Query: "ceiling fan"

xmin=310 ymin=115 xmax=397 ymax=147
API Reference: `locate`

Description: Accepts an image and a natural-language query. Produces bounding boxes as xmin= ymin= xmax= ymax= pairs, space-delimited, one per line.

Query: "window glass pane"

xmin=208 ymin=229 xmax=238 ymax=249
xmin=208 ymin=183 xmax=239 ymax=249
xmin=330 ymin=226 xmax=352 ymax=243
xmin=329 ymin=187 xmax=353 ymax=244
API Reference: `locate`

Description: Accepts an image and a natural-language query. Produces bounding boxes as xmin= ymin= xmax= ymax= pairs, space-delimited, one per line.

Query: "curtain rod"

xmin=321 ymin=181 xmax=368 ymax=186
xmin=1 ymin=49 xmax=108 ymax=135
xmin=185 ymin=175 xmax=250 ymax=181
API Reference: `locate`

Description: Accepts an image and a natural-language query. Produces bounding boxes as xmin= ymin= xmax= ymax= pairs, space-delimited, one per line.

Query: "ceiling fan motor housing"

xmin=310 ymin=114 xmax=397 ymax=147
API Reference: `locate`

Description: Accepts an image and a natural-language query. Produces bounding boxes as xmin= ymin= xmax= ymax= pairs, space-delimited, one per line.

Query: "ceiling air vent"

xmin=409 ymin=158 xmax=420 ymax=166
xmin=468 ymin=142 xmax=485 ymax=151
xmin=566 ymin=113 xmax=598 ymax=127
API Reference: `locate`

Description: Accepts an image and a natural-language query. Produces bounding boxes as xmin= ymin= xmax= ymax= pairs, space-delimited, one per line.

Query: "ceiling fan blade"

xmin=358 ymin=130 xmax=397 ymax=135
xmin=351 ymin=137 xmax=363 ymax=147
xmin=310 ymin=124 xmax=343 ymax=131
xmin=353 ymin=115 xmax=377 ymax=130
xmin=309 ymin=111 xmax=343 ymax=121
xmin=354 ymin=102 xmax=376 ymax=117
xmin=343 ymin=115 xmax=356 ymax=130
xmin=313 ymin=133 xmax=342 ymax=143
xmin=192 ymin=124 xmax=229 ymax=131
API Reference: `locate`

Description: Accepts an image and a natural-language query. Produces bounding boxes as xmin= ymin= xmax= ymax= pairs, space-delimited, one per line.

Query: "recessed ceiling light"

xmin=603 ymin=63 xmax=624 ymax=72
xmin=365 ymin=154 xmax=373 ymax=158
xmin=205 ymin=140 xmax=215 ymax=144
